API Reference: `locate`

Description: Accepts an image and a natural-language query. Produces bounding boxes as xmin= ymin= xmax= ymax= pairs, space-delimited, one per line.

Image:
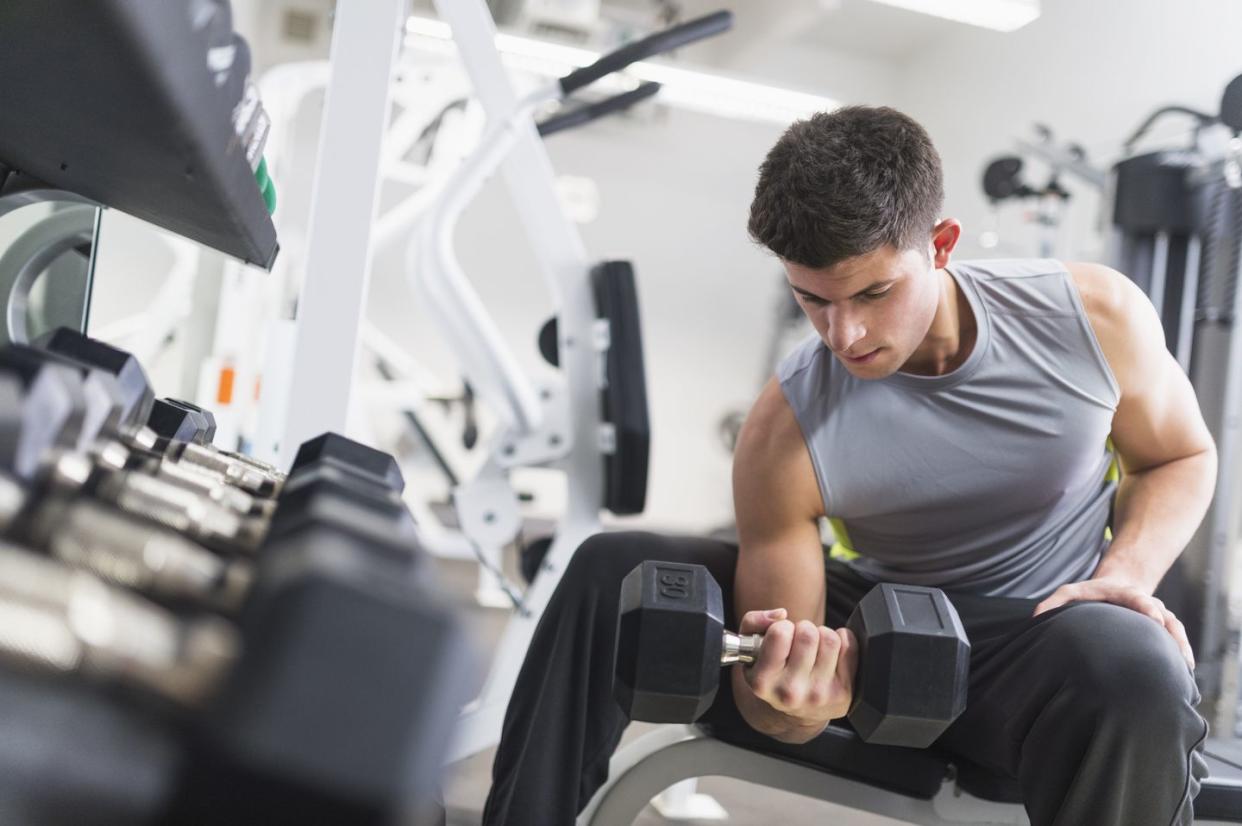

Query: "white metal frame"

xmin=427 ymin=0 xmax=607 ymax=763
xmin=276 ymin=0 xmax=406 ymax=466
xmin=579 ymin=726 xmax=1242 ymax=826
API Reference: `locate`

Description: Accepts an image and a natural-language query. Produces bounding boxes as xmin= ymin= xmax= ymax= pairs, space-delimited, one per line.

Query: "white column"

xmin=272 ymin=0 xmax=404 ymax=466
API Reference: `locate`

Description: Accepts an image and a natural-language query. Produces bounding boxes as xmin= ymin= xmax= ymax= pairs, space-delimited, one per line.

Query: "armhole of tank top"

xmin=777 ymin=371 xmax=835 ymax=520
xmin=1061 ymin=271 xmax=1123 ymax=405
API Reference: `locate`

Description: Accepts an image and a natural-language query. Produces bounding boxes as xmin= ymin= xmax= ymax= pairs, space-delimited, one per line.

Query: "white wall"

xmin=894 ymin=0 xmax=1242 ymax=263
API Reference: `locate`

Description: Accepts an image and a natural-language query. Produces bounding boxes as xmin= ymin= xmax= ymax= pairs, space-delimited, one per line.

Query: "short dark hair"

xmin=747 ymin=106 xmax=944 ymax=268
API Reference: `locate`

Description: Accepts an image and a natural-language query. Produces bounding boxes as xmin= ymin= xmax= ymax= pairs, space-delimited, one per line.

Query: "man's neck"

xmin=902 ymin=268 xmax=977 ymax=377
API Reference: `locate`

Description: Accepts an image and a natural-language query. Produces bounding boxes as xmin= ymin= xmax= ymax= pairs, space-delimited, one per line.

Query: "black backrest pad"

xmin=592 ymin=261 xmax=650 ymax=516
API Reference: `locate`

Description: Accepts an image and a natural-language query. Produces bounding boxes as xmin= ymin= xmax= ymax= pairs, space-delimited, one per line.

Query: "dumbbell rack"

xmin=0 ymin=332 xmax=472 ymax=821
xmin=0 ymin=0 xmax=278 ymax=267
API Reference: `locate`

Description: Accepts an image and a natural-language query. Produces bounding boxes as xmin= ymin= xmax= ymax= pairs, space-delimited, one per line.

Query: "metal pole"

xmin=272 ymin=0 xmax=405 ymax=466
xmin=1177 ymin=236 xmax=1202 ymax=372
xmin=435 ymin=0 xmax=605 ymax=762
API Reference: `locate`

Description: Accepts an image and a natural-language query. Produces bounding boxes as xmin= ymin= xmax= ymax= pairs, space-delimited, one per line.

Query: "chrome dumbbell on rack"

xmin=0 ymin=332 xmax=476 ymax=823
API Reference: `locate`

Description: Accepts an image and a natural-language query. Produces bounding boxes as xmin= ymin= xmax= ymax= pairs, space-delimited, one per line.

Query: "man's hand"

xmin=1033 ymin=576 xmax=1195 ymax=669
xmin=736 ymin=607 xmax=859 ymax=733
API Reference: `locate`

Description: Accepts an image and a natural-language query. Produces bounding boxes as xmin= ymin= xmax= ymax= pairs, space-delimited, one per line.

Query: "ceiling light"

xmin=404 ymin=16 xmax=839 ymax=125
xmin=868 ymin=0 xmax=1040 ymax=32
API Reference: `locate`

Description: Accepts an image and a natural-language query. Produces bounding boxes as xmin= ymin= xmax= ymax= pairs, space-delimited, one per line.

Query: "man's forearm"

xmin=1096 ymin=448 xmax=1217 ymax=594
xmin=730 ymin=667 xmax=828 ymax=744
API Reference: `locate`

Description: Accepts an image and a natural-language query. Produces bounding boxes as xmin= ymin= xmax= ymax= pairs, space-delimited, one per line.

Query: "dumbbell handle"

xmin=722 ymin=631 xmax=763 ymax=665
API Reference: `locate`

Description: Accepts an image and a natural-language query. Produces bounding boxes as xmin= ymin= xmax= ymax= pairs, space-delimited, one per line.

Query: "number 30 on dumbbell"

xmin=612 ymin=560 xmax=971 ymax=748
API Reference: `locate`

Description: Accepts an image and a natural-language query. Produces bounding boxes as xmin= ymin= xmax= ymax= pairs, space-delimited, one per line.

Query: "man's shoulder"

xmin=951 ymin=257 xmax=1066 ymax=282
xmin=739 ymin=378 xmax=810 ymax=460
xmin=1064 ymin=261 xmax=1132 ymax=325
xmin=734 ymin=378 xmax=825 ymax=520
xmin=1064 ymin=261 xmax=1162 ymax=393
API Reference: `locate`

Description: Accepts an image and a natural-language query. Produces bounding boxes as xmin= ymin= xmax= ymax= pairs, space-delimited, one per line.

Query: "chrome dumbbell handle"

xmin=179 ymin=442 xmax=281 ymax=496
xmin=33 ymin=497 xmax=251 ymax=611
xmin=92 ymin=437 xmax=267 ymax=518
xmin=722 ymin=631 xmax=763 ymax=665
xmin=0 ymin=544 xmax=237 ymax=705
xmin=96 ymin=470 xmax=266 ymax=554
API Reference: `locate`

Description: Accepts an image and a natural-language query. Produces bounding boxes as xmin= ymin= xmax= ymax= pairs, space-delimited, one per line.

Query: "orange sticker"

xmin=217 ymin=367 xmax=236 ymax=405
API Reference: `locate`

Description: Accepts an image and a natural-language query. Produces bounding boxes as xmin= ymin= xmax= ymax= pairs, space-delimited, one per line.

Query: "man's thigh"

xmin=933 ymin=598 xmax=1198 ymax=776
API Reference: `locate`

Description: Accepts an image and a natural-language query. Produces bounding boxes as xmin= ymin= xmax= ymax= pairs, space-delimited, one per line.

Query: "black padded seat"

xmin=700 ymin=722 xmax=1242 ymax=821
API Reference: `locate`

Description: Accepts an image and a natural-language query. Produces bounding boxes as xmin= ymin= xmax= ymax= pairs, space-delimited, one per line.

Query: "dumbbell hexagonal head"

xmin=845 ymin=583 xmax=970 ymax=748
xmin=614 ymin=561 xmax=725 ymax=723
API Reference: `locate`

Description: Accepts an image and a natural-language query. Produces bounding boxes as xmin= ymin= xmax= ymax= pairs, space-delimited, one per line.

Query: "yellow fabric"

xmin=827 ymin=517 xmax=859 ymax=561
xmin=1104 ymin=436 xmax=1120 ymax=541
xmin=1105 ymin=436 xmax=1121 ymax=484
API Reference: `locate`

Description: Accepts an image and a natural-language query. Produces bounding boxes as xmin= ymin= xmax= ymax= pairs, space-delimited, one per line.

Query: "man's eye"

xmin=797 ymin=293 xmax=825 ymax=305
xmin=861 ymin=289 xmax=891 ymax=301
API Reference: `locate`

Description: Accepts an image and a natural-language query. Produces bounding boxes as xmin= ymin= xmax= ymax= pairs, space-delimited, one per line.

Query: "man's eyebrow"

xmin=788 ymin=280 xmax=894 ymax=301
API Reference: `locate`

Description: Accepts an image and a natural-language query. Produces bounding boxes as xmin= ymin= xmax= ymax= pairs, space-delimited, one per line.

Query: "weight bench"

xmin=580 ymin=722 xmax=1242 ymax=825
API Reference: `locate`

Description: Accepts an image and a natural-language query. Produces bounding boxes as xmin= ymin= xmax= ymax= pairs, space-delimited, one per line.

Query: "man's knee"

xmin=1047 ymin=602 xmax=1197 ymax=713
xmin=562 ymin=531 xmax=660 ymax=587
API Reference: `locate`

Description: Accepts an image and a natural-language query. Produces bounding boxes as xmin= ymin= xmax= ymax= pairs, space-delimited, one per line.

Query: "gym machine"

xmin=408 ymin=1 xmax=733 ymax=764
xmin=1109 ymin=73 xmax=1242 ymax=737
xmin=978 ymin=124 xmax=1107 ymax=259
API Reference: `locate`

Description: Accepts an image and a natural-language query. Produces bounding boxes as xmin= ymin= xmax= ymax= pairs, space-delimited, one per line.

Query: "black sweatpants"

xmin=482 ymin=532 xmax=1209 ymax=826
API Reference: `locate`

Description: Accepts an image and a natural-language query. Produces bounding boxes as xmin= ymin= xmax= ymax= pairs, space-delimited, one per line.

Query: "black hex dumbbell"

xmin=148 ymin=398 xmax=214 ymax=450
xmin=286 ymin=431 xmax=405 ymax=494
xmin=0 ymin=524 xmax=468 ymax=823
xmin=167 ymin=522 xmax=469 ymax=824
xmin=0 ymin=364 xmax=267 ymax=554
xmin=614 ymin=561 xmax=970 ymax=748
xmin=0 ymin=342 xmax=270 ymax=521
xmin=36 ymin=328 xmax=285 ymax=497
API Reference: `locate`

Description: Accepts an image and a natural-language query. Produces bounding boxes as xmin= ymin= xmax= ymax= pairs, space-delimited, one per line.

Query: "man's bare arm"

xmin=1071 ymin=262 xmax=1216 ymax=592
xmin=1036 ymin=263 xmax=1216 ymax=665
xmin=730 ymin=377 xmax=855 ymax=743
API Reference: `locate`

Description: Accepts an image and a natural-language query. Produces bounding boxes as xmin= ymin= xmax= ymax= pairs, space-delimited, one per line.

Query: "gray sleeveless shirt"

xmin=777 ymin=259 xmax=1120 ymax=598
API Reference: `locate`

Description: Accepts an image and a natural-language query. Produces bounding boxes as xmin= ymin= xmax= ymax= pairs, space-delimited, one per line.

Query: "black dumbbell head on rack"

xmin=148 ymin=398 xmax=213 ymax=450
xmin=170 ymin=524 xmax=472 ymax=824
xmin=0 ymin=361 xmax=85 ymax=482
xmin=289 ymin=432 xmax=405 ymax=495
xmin=165 ymin=398 xmax=217 ymax=444
xmin=35 ymin=327 xmax=154 ymax=432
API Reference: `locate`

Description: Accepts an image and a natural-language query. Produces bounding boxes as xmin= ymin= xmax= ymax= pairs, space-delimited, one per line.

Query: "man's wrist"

xmin=1094 ymin=546 xmax=1161 ymax=594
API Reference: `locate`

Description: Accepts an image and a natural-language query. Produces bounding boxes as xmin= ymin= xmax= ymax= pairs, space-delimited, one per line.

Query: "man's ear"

xmin=930 ymin=219 xmax=962 ymax=268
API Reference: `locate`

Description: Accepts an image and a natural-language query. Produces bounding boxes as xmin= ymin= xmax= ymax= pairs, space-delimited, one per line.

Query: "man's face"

xmin=783 ymin=244 xmax=940 ymax=379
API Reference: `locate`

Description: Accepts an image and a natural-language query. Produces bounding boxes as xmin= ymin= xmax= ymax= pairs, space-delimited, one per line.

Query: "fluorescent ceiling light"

xmin=404 ymin=16 xmax=839 ymax=125
xmin=868 ymin=0 xmax=1039 ymax=32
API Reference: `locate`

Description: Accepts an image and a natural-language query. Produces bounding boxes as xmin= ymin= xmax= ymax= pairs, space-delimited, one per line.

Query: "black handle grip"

xmin=538 ymin=81 xmax=661 ymax=137
xmin=558 ymin=10 xmax=732 ymax=97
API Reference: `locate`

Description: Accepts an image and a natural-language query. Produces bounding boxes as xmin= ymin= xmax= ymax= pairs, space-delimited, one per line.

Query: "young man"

xmin=482 ymin=106 xmax=1217 ymax=826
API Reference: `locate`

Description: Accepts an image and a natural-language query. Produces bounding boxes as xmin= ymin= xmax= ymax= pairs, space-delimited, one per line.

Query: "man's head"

xmin=748 ymin=106 xmax=960 ymax=378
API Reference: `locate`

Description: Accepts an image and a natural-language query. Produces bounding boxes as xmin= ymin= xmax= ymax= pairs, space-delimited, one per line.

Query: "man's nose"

xmin=826 ymin=308 xmax=866 ymax=354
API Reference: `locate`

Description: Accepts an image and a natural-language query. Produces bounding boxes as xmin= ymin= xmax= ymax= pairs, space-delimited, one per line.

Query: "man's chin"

xmin=836 ymin=349 xmax=892 ymax=377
